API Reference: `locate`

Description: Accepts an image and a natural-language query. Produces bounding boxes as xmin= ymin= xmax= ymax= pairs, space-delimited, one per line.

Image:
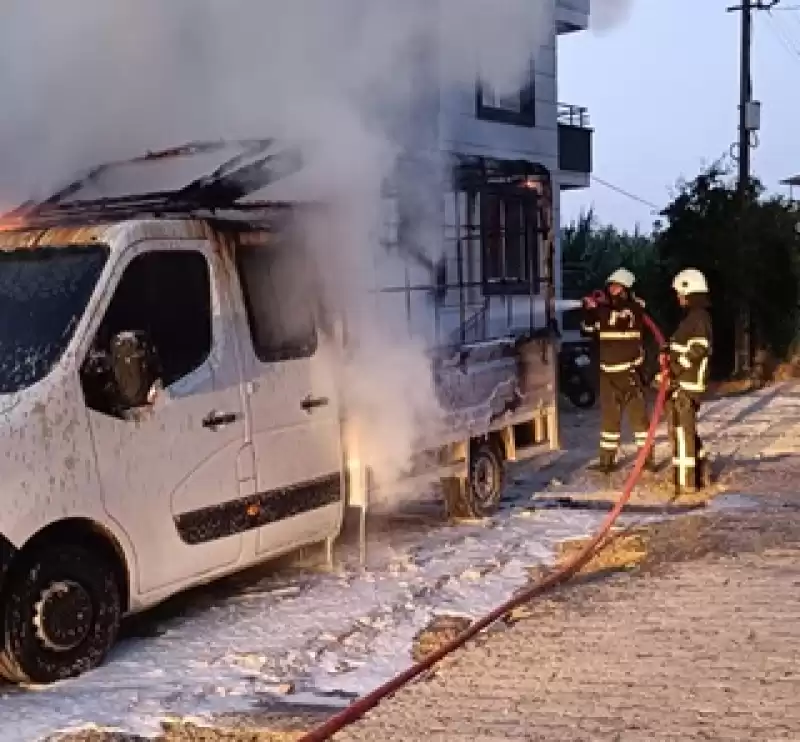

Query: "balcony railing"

xmin=557 ymin=103 xmax=591 ymax=129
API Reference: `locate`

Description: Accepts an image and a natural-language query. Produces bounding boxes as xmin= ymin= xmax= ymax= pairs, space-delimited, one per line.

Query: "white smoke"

xmin=0 ymin=0 xmax=555 ymax=489
xmin=590 ymin=0 xmax=635 ymax=33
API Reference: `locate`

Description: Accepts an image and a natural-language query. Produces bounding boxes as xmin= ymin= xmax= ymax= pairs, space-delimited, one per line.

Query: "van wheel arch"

xmin=487 ymin=431 xmax=507 ymax=461
xmin=0 ymin=519 xmax=129 ymax=684
xmin=9 ymin=519 xmax=130 ymax=613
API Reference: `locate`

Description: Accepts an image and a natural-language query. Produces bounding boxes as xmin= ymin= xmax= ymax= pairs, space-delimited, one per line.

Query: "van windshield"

xmin=0 ymin=245 xmax=108 ymax=394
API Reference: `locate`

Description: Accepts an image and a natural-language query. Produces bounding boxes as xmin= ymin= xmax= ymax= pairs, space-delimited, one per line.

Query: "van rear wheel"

xmin=467 ymin=442 xmax=505 ymax=516
xmin=442 ymin=442 xmax=506 ymax=520
xmin=0 ymin=544 xmax=121 ymax=684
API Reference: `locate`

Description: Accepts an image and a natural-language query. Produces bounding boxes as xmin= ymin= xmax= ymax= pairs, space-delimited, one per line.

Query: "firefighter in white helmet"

xmin=659 ymin=267 xmax=713 ymax=494
xmin=581 ymin=268 xmax=653 ymax=474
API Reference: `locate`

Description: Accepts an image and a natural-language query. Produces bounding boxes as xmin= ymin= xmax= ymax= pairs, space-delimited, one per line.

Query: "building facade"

xmin=376 ymin=0 xmax=593 ymax=351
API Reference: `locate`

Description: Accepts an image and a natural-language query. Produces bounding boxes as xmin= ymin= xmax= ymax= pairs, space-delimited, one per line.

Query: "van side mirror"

xmin=109 ymin=331 xmax=162 ymax=410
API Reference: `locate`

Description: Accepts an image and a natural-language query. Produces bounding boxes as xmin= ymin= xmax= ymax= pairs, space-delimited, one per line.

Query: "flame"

xmin=522 ymin=178 xmax=542 ymax=193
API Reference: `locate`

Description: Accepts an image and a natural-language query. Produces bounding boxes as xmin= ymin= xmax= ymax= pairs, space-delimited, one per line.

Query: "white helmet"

xmin=672 ymin=268 xmax=708 ymax=295
xmin=606 ymin=268 xmax=635 ymax=289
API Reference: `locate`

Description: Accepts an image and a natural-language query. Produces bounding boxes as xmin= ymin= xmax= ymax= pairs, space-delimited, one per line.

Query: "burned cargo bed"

xmin=430 ymin=334 xmax=556 ymax=444
xmin=347 ymin=334 xmax=558 ymax=524
xmin=343 ymin=156 xmax=560 ymax=530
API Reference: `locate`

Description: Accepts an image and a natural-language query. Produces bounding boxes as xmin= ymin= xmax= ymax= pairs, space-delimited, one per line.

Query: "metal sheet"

xmin=417 ymin=336 xmax=556 ymax=449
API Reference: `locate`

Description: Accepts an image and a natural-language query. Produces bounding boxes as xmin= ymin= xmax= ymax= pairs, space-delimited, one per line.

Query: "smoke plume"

xmin=0 ymin=0 xmax=553 ymax=489
xmin=590 ymin=0 xmax=635 ymax=33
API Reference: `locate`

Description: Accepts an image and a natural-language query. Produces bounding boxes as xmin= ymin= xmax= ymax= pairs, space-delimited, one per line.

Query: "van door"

xmin=231 ymin=237 xmax=343 ymax=556
xmin=80 ymin=240 xmax=249 ymax=595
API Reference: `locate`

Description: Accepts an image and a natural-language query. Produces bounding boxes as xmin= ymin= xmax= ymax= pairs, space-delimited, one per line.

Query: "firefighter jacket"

xmin=667 ymin=295 xmax=712 ymax=397
xmin=581 ymin=294 xmax=646 ymax=373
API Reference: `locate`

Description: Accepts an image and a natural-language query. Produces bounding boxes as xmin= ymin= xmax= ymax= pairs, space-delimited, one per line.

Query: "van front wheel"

xmin=0 ymin=544 xmax=121 ymax=684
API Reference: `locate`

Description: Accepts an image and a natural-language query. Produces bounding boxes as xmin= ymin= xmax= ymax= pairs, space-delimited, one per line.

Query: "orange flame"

xmin=522 ymin=177 xmax=542 ymax=193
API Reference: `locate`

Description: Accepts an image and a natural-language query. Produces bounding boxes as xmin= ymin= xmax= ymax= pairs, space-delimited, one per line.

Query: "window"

xmin=480 ymin=191 xmax=539 ymax=295
xmin=479 ymin=87 xmax=524 ymax=114
xmin=88 ymin=250 xmax=212 ymax=390
xmin=476 ymin=61 xmax=536 ymax=127
xmin=0 ymin=245 xmax=107 ymax=394
xmin=235 ymin=242 xmax=317 ymax=363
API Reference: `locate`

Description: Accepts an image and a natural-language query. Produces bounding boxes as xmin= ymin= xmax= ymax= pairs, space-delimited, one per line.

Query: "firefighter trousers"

xmin=667 ymin=391 xmax=707 ymax=491
xmin=599 ymin=369 xmax=649 ymax=459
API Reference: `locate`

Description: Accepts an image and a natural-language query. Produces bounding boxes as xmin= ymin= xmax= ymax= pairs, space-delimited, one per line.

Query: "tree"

xmin=561 ymin=161 xmax=800 ymax=380
xmin=561 ymin=207 xmax=659 ymax=300
xmin=561 ymin=210 xmax=664 ymax=367
xmin=657 ymin=161 xmax=800 ymax=377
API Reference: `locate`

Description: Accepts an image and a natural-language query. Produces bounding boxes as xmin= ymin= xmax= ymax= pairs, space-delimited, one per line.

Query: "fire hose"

xmin=298 ymin=303 xmax=669 ymax=742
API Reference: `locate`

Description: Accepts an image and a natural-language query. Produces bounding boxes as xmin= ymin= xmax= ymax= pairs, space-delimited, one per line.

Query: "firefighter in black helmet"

xmin=659 ymin=268 xmax=713 ymax=495
xmin=581 ymin=268 xmax=654 ymax=474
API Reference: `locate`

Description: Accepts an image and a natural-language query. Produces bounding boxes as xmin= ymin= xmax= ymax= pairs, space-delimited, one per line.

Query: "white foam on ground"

xmin=1 ymin=385 xmax=796 ymax=742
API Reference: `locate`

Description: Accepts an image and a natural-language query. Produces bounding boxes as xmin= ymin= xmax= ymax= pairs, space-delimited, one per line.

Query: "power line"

xmin=782 ymin=4 xmax=800 ymax=31
xmin=590 ymin=176 xmax=661 ymax=212
xmin=761 ymin=8 xmax=800 ymax=58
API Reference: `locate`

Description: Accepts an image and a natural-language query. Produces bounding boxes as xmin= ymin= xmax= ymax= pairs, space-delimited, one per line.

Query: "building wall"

xmin=440 ymin=41 xmax=558 ymax=172
xmin=372 ymin=0 xmax=587 ymax=351
xmin=436 ymin=7 xmax=560 ymax=346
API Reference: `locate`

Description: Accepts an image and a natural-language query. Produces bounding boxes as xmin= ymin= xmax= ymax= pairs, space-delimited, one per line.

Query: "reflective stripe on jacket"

xmin=581 ymin=295 xmax=646 ymax=373
xmin=668 ymin=300 xmax=712 ymax=395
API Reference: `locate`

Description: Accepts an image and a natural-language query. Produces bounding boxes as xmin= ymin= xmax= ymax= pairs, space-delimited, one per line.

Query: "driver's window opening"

xmin=81 ymin=250 xmax=212 ymax=418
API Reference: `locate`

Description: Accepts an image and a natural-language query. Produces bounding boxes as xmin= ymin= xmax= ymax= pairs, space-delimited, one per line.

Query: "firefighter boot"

xmin=672 ymin=466 xmax=697 ymax=497
xmin=589 ymin=450 xmax=616 ymax=475
xmin=696 ymin=458 xmax=713 ymax=490
xmin=640 ymin=446 xmax=657 ymax=473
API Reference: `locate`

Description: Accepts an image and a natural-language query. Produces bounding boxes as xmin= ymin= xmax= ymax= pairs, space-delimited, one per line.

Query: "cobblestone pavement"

xmin=53 ymin=386 xmax=800 ymax=741
xmin=56 ymin=512 xmax=800 ymax=742
xmin=334 ymin=508 xmax=800 ymax=742
xmin=333 ymin=384 xmax=800 ymax=742
xmin=89 ymin=507 xmax=800 ymax=741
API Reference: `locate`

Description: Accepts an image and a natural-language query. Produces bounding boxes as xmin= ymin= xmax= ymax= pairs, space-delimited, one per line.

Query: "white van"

xmin=0 ymin=212 xmax=348 ymax=683
xmin=0 ymin=143 xmax=559 ymax=684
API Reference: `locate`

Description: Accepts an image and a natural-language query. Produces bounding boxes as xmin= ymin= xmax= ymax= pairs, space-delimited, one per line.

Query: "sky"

xmin=559 ymin=0 xmax=800 ymax=232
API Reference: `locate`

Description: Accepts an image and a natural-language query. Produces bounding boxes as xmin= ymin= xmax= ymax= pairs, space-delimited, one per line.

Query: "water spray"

xmin=553 ymin=298 xmax=584 ymax=312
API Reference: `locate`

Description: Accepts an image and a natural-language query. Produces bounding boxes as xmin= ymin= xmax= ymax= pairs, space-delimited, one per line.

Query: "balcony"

xmin=556 ymin=0 xmax=590 ymax=34
xmin=558 ymin=103 xmax=592 ymax=188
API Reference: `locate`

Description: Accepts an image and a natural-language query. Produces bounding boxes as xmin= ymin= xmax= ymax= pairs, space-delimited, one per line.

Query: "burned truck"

xmin=0 ymin=140 xmax=559 ymax=683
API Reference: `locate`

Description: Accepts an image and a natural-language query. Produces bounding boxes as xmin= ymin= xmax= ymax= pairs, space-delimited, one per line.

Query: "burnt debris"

xmin=1 ymin=138 xmax=304 ymax=229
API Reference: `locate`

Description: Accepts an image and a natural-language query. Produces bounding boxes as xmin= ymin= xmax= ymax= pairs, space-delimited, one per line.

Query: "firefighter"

xmin=581 ymin=268 xmax=653 ymax=474
xmin=661 ymin=268 xmax=713 ymax=495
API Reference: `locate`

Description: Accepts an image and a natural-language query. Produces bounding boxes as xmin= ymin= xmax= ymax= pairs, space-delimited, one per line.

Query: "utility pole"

xmin=735 ymin=0 xmax=753 ymax=376
xmin=738 ymin=0 xmax=752 ymax=207
xmin=727 ymin=0 xmax=776 ymax=375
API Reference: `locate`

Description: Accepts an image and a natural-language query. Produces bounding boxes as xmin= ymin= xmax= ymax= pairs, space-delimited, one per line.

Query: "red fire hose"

xmin=298 ymin=309 xmax=669 ymax=742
